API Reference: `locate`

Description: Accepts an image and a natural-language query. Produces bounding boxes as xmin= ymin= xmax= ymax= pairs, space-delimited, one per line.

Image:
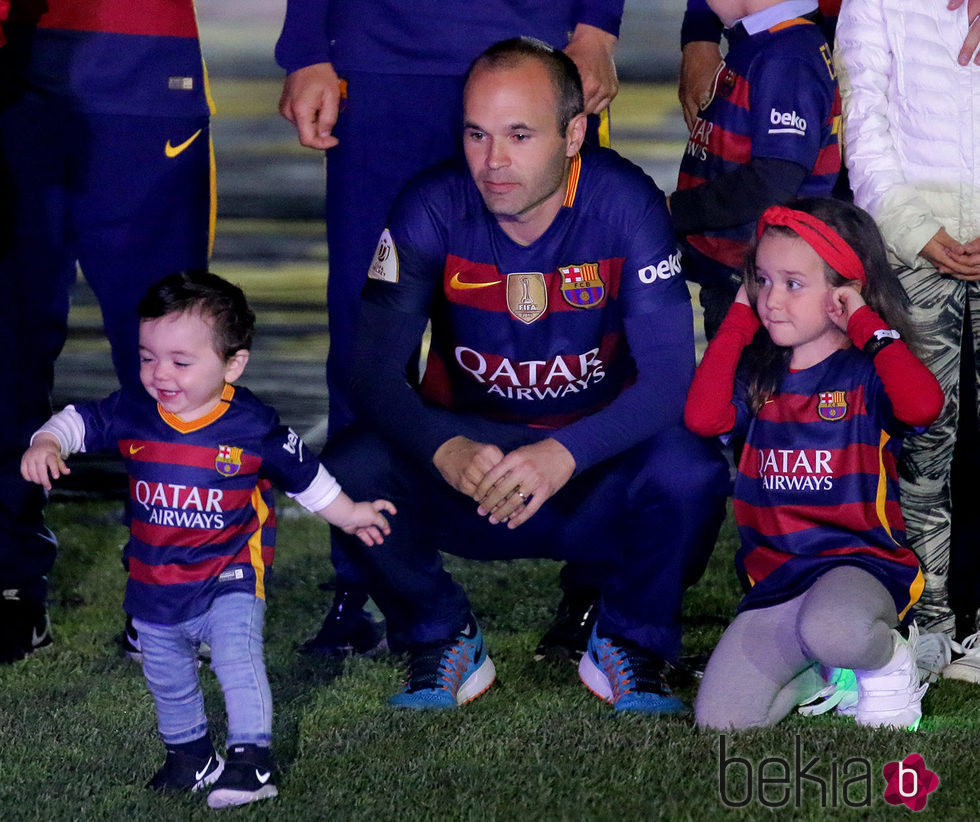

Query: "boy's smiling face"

xmin=138 ymin=309 xmax=248 ymax=421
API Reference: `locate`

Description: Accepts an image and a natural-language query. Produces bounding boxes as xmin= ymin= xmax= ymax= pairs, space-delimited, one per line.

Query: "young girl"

xmin=685 ymin=198 xmax=944 ymax=730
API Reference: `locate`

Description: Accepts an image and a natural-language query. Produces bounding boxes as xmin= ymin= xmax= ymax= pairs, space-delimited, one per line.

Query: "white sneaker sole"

xmin=207 ymin=784 xmax=278 ymax=808
xmin=456 ymin=655 xmax=496 ymax=705
xmin=578 ymin=651 xmax=613 ymax=703
xmin=942 ymin=658 xmax=980 ymax=684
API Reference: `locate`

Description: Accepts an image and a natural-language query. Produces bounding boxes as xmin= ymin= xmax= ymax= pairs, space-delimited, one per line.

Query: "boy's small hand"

xmin=20 ymin=436 xmax=70 ymax=491
xmin=345 ymin=499 xmax=396 ymax=546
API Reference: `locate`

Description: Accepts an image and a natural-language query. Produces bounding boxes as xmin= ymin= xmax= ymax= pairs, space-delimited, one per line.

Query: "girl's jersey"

xmin=731 ymin=346 xmax=923 ymax=617
xmin=75 ymin=385 xmax=323 ymax=624
xmin=2 ymin=0 xmax=210 ymax=116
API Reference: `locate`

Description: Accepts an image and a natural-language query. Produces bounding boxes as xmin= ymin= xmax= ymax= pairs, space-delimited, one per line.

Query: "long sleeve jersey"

xmin=37 ymin=385 xmax=340 ymax=624
xmin=685 ymin=301 xmax=943 ymax=616
xmin=349 ymin=147 xmax=694 ymax=475
xmin=274 ymin=0 xmax=623 ymax=76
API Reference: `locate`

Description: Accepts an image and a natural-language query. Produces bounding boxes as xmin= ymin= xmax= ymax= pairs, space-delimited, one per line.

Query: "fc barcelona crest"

xmin=506 ymin=272 xmax=547 ymax=324
xmin=559 ymin=263 xmax=605 ymax=309
xmin=216 ymin=444 xmax=243 ymax=476
xmin=817 ymin=391 xmax=847 ymax=421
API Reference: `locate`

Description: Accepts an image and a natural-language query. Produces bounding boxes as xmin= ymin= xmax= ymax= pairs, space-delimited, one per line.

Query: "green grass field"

xmin=1 ymin=498 xmax=977 ymax=821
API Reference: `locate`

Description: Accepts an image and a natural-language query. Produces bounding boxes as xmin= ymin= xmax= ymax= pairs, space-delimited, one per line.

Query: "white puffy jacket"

xmin=835 ymin=0 xmax=980 ymax=269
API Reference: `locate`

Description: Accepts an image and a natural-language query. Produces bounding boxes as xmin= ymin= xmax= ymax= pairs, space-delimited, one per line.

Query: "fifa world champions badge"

xmin=817 ymin=391 xmax=847 ymax=421
xmin=506 ymin=272 xmax=547 ymax=324
xmin=216 ymin=445 xmax=243 ymax=477
xmin=559 ymin=263 xmax=605 ymax=309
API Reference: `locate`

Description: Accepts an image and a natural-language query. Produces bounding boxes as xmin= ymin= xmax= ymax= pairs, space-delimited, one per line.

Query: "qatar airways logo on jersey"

xmin=455 ymin=346 xmax=605 ymax=400
xmin=758 ymin=448 xmax=834 ymax=491
xmin=134 ymin=481 xmax=225 ymax=529
xmin=685 ymin=117 xmax=713 ymax=161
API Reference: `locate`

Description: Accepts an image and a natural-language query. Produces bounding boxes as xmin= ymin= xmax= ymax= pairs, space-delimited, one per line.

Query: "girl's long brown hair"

xmin=740 ymin=197 xmax=917 ymax=414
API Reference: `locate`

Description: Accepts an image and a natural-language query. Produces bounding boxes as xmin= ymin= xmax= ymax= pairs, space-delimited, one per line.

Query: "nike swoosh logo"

xmin=129 ymin=445 xmax=145 ymax=455
xmin=31 ymin=620 xmax=50 ymax=649
xmin=165 ymin=129 xmax=203 ymax=158
xmin=195 ymin=757 xmax=215 ymax=781
xmin=450 ymin=272 xmax=501 ymax=290
xmin=255 ymin=770 xmax=272 ymax=784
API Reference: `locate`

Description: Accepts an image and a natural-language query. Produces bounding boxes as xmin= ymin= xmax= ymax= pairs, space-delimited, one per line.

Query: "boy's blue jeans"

xmin=134 ymin=592 xmax=272 ymax=748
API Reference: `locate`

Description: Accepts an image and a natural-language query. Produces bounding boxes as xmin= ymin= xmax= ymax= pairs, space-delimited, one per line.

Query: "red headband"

xmin=757 ymin=205 xmax=866 ymax=284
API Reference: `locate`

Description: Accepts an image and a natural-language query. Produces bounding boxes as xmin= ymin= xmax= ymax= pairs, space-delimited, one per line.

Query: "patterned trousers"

xmin=898 ymin=265 xmax=980 ymax=636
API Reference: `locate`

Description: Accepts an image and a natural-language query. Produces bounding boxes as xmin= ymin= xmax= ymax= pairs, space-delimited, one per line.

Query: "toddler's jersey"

xmin=731 ymin=346 xmax=923 ymax=617
xmin=75 ymin=385 xmax=322 ymax=624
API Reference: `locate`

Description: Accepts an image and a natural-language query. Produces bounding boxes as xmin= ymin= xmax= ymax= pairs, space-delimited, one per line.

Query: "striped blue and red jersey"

xmin=1 ymin=0 xmax=209 ymax=116
xmin=73 ymin=385 xmax=323 ymax=624
xmin=359 ymin=146 xmax=695 ymax=471
xmin=730 ymin=347 xmax=923 ymax=617
xmin=675 ymin=8 xmax=841 ymax=282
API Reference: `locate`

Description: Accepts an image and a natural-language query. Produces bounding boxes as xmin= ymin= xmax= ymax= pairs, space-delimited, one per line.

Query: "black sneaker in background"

xmin=298 ymin=588 xmax=386 ymax=657
xmin=0 ymin=590 xmax=52 ymax=664
xmin=207 ymin=744 xmax=278 ymax=808
xmin=146 ymin=746 xmax=224 ymax=792
xmin=534 ymin=591 xmax=598 ymax=663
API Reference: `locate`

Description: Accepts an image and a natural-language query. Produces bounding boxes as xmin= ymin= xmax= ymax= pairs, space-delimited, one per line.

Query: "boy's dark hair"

xmin=138 ymin=271 xmax=255 ymax=358
xmin=741 ymin=197 xmax=916 ymax=412
xmin=465 ymin=37 xmax=584 ymax=137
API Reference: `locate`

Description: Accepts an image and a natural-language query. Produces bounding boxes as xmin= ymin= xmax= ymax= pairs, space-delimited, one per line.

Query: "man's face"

xmin=463 ymin=59 xmax=583 ymax=241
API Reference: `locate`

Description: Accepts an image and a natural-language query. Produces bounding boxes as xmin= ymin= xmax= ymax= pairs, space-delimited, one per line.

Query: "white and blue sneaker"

xmin=389 ymin=618 xmax=496 ymax=709
xmin=578 ymin=627 xmax=688 ymax=714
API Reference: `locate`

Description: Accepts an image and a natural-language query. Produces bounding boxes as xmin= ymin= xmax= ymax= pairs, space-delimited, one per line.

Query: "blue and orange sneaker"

xmin=578 ymin=627 xmax=688 ymax=714
xmin=389 ymin=618 xmax=496 ymax=709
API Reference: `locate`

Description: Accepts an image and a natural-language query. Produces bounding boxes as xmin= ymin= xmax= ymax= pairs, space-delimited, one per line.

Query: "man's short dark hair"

xmin=138 ymin=270 xmax=255 ymax=358
xmin=466 ymin=37 xmax=585 ymax=136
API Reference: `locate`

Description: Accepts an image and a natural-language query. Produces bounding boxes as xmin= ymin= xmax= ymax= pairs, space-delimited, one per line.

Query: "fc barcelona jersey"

xmin=362 ymin=146 xmax=693 ymax=433
xmin=676 ymin=13 xmax=841 ymax=282
xmin=730 ymin=347 xmax=923 ymax=617
xmin=75 ymin=385 xmax=321 ymax=624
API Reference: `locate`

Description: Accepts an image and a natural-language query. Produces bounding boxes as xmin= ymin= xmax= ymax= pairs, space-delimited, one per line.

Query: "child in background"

xmin=671 ymin=0 xmax=841 ymax=339
xmin=21 ymin=271 xmax=394 ymax=808
xmin=685 ymin=199 xmax=943 ymax=730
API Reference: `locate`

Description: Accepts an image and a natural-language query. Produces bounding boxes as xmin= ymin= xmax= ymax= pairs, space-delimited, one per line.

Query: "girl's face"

xmin=753 ymin=232 xmax=850 ymax=370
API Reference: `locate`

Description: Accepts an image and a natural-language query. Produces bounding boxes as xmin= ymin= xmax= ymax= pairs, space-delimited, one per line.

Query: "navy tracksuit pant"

xmin=323 ymin=423 xmax=729 ymax=661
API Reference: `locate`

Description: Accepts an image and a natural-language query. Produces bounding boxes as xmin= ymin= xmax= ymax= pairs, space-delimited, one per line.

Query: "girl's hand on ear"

xmin=827 ymin=285 xmax=865 ymax=331
xmin=734 ymin=284 xmax=751 ymax=306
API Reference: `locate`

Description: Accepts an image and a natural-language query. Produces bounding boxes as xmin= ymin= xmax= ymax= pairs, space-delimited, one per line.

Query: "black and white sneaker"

xmin=146 ymin=747 xmax=224 ymax=792
xmin=534 ymin=591 xmax=598 ymax=663
xmin=0 ymin=590 xmax=52 ymax=664
xmin=207 ymin=744 xmax=278 ymax=808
